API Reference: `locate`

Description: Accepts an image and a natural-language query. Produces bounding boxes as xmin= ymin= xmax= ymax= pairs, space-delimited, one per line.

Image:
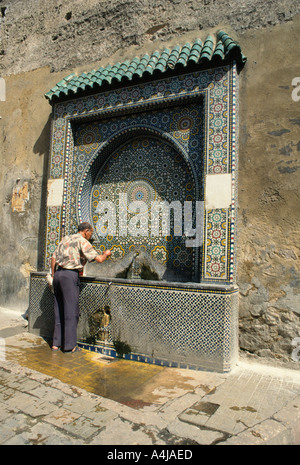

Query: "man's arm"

xmin=51 ymin=255 xmax=56 ymax=276
xmin=95 ymin=249 xmax=111 ymax=263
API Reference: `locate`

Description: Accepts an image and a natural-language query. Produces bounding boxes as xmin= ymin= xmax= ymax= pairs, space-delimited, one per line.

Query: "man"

xmin=50 ymin=222 xmax=111 ymax=353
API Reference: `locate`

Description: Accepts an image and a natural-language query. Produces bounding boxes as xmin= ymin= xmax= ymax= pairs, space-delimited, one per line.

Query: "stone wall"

xmin=0 ymin=0 xmax=300 ymax=366
xmin=0 ymin=0 xmax=298 ymax=75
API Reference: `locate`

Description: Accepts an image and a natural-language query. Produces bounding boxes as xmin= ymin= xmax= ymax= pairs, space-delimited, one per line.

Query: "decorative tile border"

xmin=203 ymin=208 xmax=228 ymax=280
xmin=76 ymin=342 xmax=231 ymax=372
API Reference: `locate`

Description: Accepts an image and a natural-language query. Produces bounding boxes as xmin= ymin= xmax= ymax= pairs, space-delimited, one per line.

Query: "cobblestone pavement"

xmin=0 ymin=308 xmax=300 ymax=447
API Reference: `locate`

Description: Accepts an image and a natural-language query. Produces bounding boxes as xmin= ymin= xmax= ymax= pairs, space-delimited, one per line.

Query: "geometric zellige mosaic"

xmin=29 ymin=273 xmax=238 ymax=372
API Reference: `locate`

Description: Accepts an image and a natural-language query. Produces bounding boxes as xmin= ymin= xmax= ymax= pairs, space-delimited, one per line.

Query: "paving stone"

xmin=0 ymin=387 xmax=18 ymax=403
xmin=0 ymin=424 xmax=17 ymax=444
xmin=230 ymin=419 xmax=292 ymax=445
xmin=0 ymin=412 xmax=37 ymax=432
xmin=43 ymin=408 xmax=81 ymax=428
xmin=90 ymin=417 xmax=157 ymax=445
xmin=29 ymin=385 xmax=68 ymax=404
xmin=61 ymin=395 xmax=102 ymax=415
xmin=0 ymin=403 xmax=17 ymax=421
xmin=166 ymin=418 xmax=225 ymax=445
xmin=273 ymin=398 xmax=300 ymax=429
xmin=4 ymin=377 xmax=24 ymax=389
xmin=17 ymin=379 xmax=41 ymax=393
xmin=63 ymin=415 xmax=101 ymax=439
xmin=1 ymin=432 xmax=32 ymax=445
xmin=0 ymin=370 xmax=12 ymax=382
xmin=5 ymin=391 xmax=36 ymax=410
xmin=2 ymin=421 xmax=83 ymax=445
xmin=216 ymin=435 xmax=256 ymax=445
xmin=204 ymin=408 xmax=247 ymax=435
xmin=21 ymin=399 xmax=58 ymax=418
xmin=158 ymin=393 xmax=200 ymax=421
xmin=178 ymin=400 xmax=220 ymax=428
xmin=85 ymin=407 xmax=118 ymax=426
xmin=29 ymin=423 xmax=82 ymax=445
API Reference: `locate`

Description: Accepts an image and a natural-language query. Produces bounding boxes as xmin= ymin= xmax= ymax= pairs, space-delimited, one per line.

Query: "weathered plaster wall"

xmin=0 ymin=0 xmax=299 ymax=366
xmin=237 ymin=16 xmax=300 ymax=365
xmin=0 ymin=67 xmax=51 ymax=308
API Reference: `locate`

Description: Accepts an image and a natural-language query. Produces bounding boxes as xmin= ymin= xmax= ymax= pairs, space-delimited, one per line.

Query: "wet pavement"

xmin=0 ymin=307 xmax=300 ymax=447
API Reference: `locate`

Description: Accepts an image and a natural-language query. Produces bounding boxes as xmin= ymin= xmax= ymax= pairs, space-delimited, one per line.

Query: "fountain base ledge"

xmin=28 ymin=272 xmax=239 ymax=373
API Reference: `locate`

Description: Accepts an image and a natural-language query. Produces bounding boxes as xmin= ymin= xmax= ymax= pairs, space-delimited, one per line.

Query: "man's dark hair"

xmin=78 ymin=222 xmax=93 ymax=232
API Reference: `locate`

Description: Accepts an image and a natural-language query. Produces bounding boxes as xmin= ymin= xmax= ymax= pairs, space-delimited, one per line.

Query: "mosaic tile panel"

xmin=204 ymin=208 xmax=228 ymax=280
xmin=70 ymin=101 xmax=205 ymax=282
xmin=91 ymin=136 xmax=196 ymax=280
xmin=45 ymin=64 xmax=238 ymax=283
xmin=46 ymin=206 xmax=62 ymax=261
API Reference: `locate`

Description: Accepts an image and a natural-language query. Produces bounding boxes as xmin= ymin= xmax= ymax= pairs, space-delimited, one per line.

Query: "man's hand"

xmin=95 ymin=249 xmax=111 ymax=263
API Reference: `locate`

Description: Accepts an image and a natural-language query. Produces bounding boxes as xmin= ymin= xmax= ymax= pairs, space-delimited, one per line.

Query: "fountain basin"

xmin=28 ymin=272 xmax=238 ymax=372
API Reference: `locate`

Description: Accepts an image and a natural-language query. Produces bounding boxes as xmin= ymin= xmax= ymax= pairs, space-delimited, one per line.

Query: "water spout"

xmin=126 ymin=252 xmax=142 ymax=279
xmin=85 ymin=250 xmax=166 ymax=281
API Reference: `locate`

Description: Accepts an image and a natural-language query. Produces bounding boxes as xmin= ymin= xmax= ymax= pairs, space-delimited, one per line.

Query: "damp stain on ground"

xmin=230 ymin=406 xmax=257 ymax=412
xmin=5 ymin=334 xmax=204 ymax=409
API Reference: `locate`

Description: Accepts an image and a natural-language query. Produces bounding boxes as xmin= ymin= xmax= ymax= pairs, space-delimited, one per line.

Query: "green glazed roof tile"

xmin=212 ymin=40 xmax=225 ymax=61
xmin=187 ymin=39 xmax=203 ymax=64
xmin=177 ymin=43 xmax=192 ymax=67
xmin=167 ymin=45 xmax=180 ymax=69
xmin=200 ymin=36 xmax=214 ymax=61
xmin=45 ymin=31 xmax=246 ymax=103
xmin=217 ymin=30 xmax=247 ymax=63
